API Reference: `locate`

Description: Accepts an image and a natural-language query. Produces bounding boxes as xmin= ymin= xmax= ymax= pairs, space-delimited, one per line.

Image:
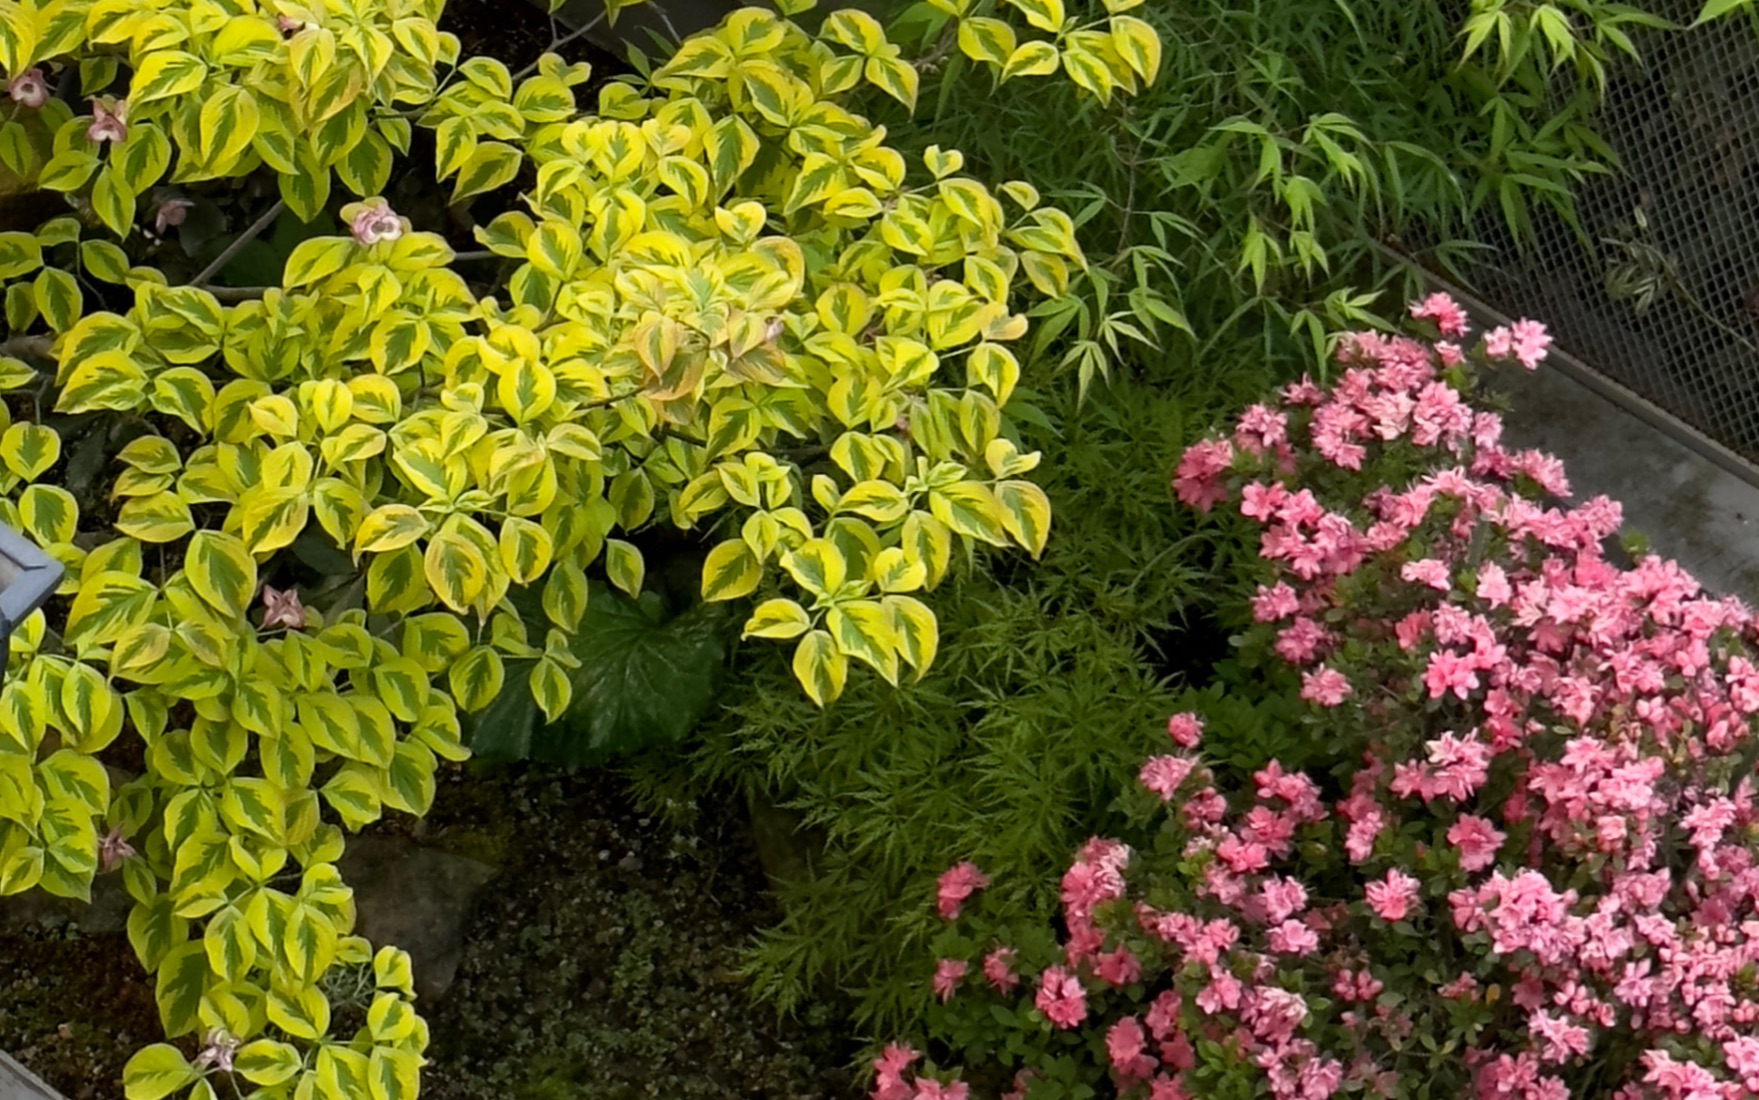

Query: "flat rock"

xmin=0 ymin=874 xmax=129 ymax=936
xmin=338 ymin=835 xmax=497 ymax=1002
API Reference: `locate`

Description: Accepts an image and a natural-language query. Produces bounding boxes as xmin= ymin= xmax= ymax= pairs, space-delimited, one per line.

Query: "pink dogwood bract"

xmin=875 ymin=301 xmax=1759 ymax=1100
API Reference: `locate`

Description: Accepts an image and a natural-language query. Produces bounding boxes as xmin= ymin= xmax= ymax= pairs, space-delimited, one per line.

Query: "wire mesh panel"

xmin=1455 ymin=6 xmax=1759 ymax=467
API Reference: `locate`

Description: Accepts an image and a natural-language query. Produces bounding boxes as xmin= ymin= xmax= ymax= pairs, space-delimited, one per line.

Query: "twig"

xmin=511 ymin=11 xmax=609 ymax=83
xmin=207 ymin=285 xmax=271 ymax=302
xmin=191 ymin=199 xmax=285 ymax=288
xmin=451 ymin=250 xmax=498 ymax=263
xmin=914 ymin=25 xmax=959 ymax=73
xmin=0 ymin=335 xmax=53 ymax=361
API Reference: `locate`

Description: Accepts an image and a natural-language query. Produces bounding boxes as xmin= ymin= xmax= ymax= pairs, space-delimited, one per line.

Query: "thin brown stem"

xmin=191 ymin=199 xmax=285 ymax=288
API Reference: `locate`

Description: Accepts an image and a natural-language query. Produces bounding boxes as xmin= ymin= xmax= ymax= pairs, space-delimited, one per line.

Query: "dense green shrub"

xmin=0 ymin=0 xmax=1174 ymax=1094
xmin=634 ymin=343 xmax=1297 ymax=1034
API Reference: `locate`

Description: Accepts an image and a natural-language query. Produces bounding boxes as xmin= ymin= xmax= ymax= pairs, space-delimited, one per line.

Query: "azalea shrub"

xmin=0 ymin=0 xmax=1179 ymax=1096
xmin=879 ymin=299 xmax=1759 ymax=1100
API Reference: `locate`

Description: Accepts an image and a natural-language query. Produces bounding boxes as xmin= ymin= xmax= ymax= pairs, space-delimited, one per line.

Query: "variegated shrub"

xmin=0 ymin=0 xmax=1164 ymax=1097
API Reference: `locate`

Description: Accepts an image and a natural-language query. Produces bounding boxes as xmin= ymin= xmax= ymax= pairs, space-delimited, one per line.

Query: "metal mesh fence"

xmin=1453 ymin=7 xmax=1759 ymax=469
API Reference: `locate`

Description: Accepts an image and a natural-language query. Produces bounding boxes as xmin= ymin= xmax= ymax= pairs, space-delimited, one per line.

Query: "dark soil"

xmin=415 ymin=764 xmax=858 ymax=1100
xmin=440 ymin=0 xmax=620 ymax=77
xmin=0 ymin=766 xmax=856 ymax=1100
xmin=0 ymin=930 xmax=158 ymax=1100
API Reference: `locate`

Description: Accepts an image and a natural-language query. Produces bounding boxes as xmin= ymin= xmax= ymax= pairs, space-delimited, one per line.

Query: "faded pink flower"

xmin=87 ymin=97 xmax=127 ymax=144
xmin=6 ymin=68 xmax=49 ymax=109
xmin=982 ymin=946 xmax=1018 ymax=994
xmin=98 ymin=827 xmax=135 ymax=873
xmin=153 ymin=198 xmax=194 ymax=235
xmin=932 ymin=958 xmax=966 ymax=1002
xmin=261 ymin=585 xmax=306 ymax=630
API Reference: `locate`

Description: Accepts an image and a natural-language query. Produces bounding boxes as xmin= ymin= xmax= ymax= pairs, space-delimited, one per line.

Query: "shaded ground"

xmin=416 ymin=764 xmax=857 ymax=1100
xmin=0 ymin=765 xmax=855 ymax=1100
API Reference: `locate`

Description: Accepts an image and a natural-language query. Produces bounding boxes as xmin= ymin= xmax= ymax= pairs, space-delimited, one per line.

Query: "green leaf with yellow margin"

xmin=791 ymin=629 xmax=847 ymax=706
xmin=186 ymin=531 xmax=257 ymax=619
xmin=700 ymin=539 xmax=762 ymax=602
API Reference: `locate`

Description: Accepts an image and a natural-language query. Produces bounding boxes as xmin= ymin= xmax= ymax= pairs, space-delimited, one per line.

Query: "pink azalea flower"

xmin=982 ymin=946 xmax=1018 ymax=994
xmin=931 ymin=958 xmax=966 ymax=1002
xmin=1364 ymin=868 xmax=1421 ymax=922
xmin=1300 ymin=665 xmax=1352 ymax=706
xmin=871 ymin=1045 xmax=919 ymax=1100
xmin=1035 ymin=965 xmax=1087 ymax=1029
xmin=1166 ymin=712 xmax=1203 ymax=748
xmin=1447 ymin=815 xmax=1506 ymax=873
xmin=1139 ymin=755 xmax=1196 ymax=800
xmin=1409 ymin=292 xmax=1469 ymax=337
xmin=935 ymin=861 xmax=989 ymax=920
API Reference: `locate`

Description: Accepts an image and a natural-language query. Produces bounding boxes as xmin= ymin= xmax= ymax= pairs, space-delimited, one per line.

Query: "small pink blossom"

xmin=87 ymin=97 xmax=126 ymax=144
xmin=348 ymin=197 xmax=405 ymax=245
xmin=6 ymin=68 xmax=49 ymax=109
xmin=98 ymin=827 xmax=135 ymax=873
xmin=261 ymin=586 xmax=306 ymax=630
xmin=153 ymin=198 xmax=194 ymax=235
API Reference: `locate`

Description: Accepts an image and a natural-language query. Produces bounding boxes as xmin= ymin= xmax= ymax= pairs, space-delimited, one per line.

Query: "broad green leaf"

xmin=122 ymin=1044 xmax=198 ymax=1100
xmin=700 ymin=539 xmax=762 ymax=602
xmin=186 ymin=531 xmax=257 ymax=619
xmin=791 ymin=629 xmax=847 ymax=706
xmin=467 ymin=586 xmax=727 ymax=767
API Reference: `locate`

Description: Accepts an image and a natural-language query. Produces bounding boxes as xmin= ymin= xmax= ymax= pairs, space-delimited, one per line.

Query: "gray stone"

xmin=1494 ymin=353 xmax=1759 ymax=602
xmin=337 ymin=834 xmax=497 ymax=1002
xmin=0 ymin=873 xmax=129 ymax=936
xmin=744 ymin=792 xmax=821 ymax=891
xmin=0 ymin=1050 xmax=64 ymax=1100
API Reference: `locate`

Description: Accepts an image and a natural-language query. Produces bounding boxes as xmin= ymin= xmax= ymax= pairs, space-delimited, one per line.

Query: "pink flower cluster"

xmin=881 ymin=301 xmax=1759 ymax=1100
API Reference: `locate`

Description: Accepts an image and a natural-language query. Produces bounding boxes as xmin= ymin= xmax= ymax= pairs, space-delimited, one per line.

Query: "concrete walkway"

xmin=0 ymin=1052 xmax=60 ymax=1100
xmin=1494 ymin=357 xmax=1759 ymax=602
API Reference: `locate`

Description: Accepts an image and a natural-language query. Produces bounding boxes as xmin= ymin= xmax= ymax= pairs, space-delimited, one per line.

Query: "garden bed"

xmin=0 ymin=765 xmax=855 ymax=1100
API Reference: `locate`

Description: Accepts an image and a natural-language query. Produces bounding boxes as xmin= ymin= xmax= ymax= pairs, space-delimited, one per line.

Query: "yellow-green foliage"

xmin=0 ymin=0 xmax=1163 ymax=1096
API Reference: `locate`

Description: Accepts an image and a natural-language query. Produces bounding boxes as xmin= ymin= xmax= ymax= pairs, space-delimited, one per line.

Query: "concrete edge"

xmin=1 ymin=1050 xmax=66 ymax=1100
